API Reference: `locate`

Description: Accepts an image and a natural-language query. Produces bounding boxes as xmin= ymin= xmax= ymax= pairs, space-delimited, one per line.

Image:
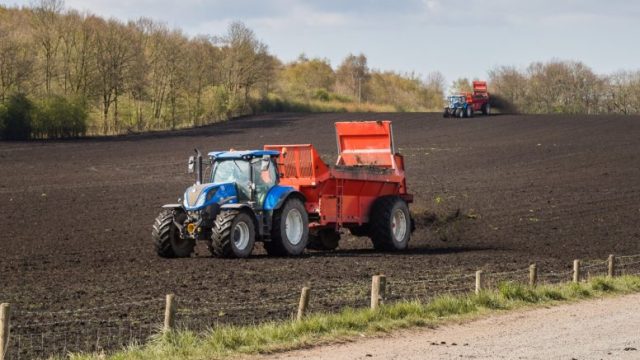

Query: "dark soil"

xmin=1 ymin=112 xmax=640 ymax=358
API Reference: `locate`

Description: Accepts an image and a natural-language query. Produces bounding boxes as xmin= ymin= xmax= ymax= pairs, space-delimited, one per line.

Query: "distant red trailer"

xmin=468 ymin=81 xmax=491 ymax=115
xmin=264 ymin=121 xmax=414 ymax=251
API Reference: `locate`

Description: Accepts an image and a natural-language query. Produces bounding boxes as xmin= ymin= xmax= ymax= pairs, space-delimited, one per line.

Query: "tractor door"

xmin=251 ymin=158 xmax=277 ymax=207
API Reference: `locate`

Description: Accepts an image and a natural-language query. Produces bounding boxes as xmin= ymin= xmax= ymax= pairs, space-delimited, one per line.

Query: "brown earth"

xmin=1 ymin=113 xmax=640 ymax=357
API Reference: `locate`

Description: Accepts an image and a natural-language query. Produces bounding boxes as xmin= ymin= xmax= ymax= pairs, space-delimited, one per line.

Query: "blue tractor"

xmin=152 ymin=149 xmax=308 ymax=258
xmin=443 ymin=95 xmax=473 ymax=118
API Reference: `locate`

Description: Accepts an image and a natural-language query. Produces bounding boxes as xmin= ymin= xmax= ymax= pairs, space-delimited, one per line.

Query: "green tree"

xmin=3 ymin=93 xmax=32 ymax=140
xmin=279 ymin=56 xmax=335 ymax=101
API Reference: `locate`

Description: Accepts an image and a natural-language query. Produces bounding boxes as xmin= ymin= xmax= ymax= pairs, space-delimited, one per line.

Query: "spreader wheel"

xmin=307 ymin=229 xmax=340 ymax=251
xmin=369 ymin=196 xmax=411 ymax=251
xmin=152 ymin=209 xmax=194 ymax=258
xmin=482 ymin=103 xmax=491 ymax=115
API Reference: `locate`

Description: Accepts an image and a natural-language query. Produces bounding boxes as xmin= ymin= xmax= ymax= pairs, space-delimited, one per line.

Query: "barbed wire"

xmin=14 ymin=299 xmax=162 ymax=317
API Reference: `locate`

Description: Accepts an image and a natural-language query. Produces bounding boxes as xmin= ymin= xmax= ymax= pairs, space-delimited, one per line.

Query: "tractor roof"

xmin=208 ymin=150 xmax=279 ymax=160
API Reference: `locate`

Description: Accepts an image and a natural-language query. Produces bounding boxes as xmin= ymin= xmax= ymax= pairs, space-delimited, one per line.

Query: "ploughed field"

xmin=1 ymin=113 xmax=640 ymax=357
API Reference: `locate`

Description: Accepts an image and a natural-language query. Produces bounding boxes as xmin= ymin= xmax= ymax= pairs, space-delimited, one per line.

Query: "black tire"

xmin=369 ymin=196 xmax=411 ymax=251
xmin=482 ymin=103 xmax=491 ymax=116
xmin=210 ymin=210 xmax=255 ymax=258
xmin=349 ymin=224 xmax=370 ymax=237
xmin=458 ymin=108 xmax=464 ymax=118
xmin=307 ymin=229 xmax=340 ymax=251
xmin=152 ymin=209 xmax=194 ymax=258
xmin=467 ymin=106 xmax=474 ymax=118
xmin=443 ymin=109 xmax=450 ymax=118
xmin=267 ymin=198 xmax=309 ymax=256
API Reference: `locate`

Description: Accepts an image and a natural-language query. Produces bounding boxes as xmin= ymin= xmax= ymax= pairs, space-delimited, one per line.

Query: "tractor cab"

xmin=447 ymin=95 xmax=466 ymax=108
xmin=206 ymin=150 xmax=279 ymax=206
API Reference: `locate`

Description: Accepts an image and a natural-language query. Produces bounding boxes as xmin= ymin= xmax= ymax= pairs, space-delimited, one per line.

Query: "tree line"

xmin=486 ymin=61 xmax=640 ymax=115
xmin=1 ymin=1 xmax=638 ymax=140
xmin=0 ymin=1 xmax=445 ymax=139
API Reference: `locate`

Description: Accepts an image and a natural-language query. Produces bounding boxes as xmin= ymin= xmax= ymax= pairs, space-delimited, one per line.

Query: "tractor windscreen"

xmin=210 ymin=159 xmax=250 ymax=184
xmin=449 ymin=96 xmax=464 ymax=105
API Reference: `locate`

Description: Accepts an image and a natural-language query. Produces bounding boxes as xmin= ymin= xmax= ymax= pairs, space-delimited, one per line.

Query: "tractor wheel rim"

xmin=391 ymin=209 xmax=407 ymax=242
xmin=233 ymin=221 xmax=250 ymax=250
xmin=285 ymin=209 xmax=304 ymax=245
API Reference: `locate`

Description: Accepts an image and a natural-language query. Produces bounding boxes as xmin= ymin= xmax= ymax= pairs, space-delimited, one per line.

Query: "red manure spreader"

xmin=265 ymin=120 xmax=414 ymax=252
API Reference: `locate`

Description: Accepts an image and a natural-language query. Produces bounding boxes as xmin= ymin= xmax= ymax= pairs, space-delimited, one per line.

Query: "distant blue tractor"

xmin=152 ymin=149 xmax=308 ymax=259
xmin=443 ymin=95 xmax=473 ymax=118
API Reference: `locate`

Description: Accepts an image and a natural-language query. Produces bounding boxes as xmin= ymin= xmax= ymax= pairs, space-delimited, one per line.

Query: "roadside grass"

xmin=68 ymin=275 xmax=640 ymax=360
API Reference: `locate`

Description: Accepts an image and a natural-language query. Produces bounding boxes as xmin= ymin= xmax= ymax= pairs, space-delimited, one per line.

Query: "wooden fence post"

xmin=608 ymin=255 xmax=616 ymax=278
xmin=529 ymin=264 xmax=538 ymax=287
xmin=297 ymin=287 xmax=311 ymax=321
xmin=573 ymin=260 xmax=581 ymax=283
xmin=371 ymin=275 xmax=386 ymax=309
xmin=475 ymin=270 xmax=483 ymax=294
xmin=164 ymin=294 xmax=176 ymax=333
xmin=0 ymin=303 xmax=9 ymax=360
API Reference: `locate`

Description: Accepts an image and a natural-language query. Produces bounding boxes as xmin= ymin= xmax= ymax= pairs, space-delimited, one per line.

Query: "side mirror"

xmin=188 ymin=156 xmax=195 ymax=173
xmin=260 ymin=155 xmax=270 ymax=172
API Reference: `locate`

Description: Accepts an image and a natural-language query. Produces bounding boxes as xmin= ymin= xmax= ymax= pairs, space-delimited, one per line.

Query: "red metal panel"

xmin=265 ymin=121 xmax=412 ymax=230
xmin=335 ymin=121 xmax=395 ymax=167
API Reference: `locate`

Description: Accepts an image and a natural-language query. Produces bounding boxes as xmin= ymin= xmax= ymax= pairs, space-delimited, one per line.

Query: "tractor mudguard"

xmin=263 ymin=186 xmax=305 ymax=210
xmin=161 ymin=204 xmax=183 ymax=210
xmin=220 ymin=203 xmax=253 ymax=211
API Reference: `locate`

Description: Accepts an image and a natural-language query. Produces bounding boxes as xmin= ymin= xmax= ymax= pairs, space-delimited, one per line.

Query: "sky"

xmin=3 ymin=0 xmax=640 ymax=85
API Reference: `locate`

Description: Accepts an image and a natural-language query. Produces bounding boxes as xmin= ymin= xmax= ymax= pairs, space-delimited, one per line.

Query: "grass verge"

xmin=68 ymin=276 xmax=640 ymax=360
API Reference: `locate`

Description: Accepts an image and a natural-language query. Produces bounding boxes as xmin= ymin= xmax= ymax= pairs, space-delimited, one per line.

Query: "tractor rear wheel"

xmin=152 ymin=209 xmax=194 ymax=258
xmin=443 ymin=109 xmax=450 ymax=118
xmin=210 ymin=210 xmax=256 ymax=258
xmin=267 ymin=198 xmax=309 ymax=256
xmin=458 ymin=108 xmax=465 ymax=118
xmin=369 ymin=196 xmax=411 ymax=251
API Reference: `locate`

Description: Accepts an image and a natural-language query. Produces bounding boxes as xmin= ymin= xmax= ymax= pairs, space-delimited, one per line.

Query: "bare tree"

xmin=0 ymin=11 xmax=35 ymax=101
xmin=32 ymin=0 xmax=64 ymax=94
xmin=216 ymin=22 xmax=271 ymax=116
xmin=92 ymin=18 xmax=135 ymax=133
xmin=336 ymin=53 xmax=369 ymax=102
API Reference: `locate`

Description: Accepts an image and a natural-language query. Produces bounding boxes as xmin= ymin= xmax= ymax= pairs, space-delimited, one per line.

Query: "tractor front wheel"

xmin=152 ymin=209 xmax=195 ymax=258
xmin=369 ymin=196 xmax=411 ymax=251
xmin=210 ymin=210 xmax=256 ymax=258
xmin=266 ymin=198 xmax=309 ymax=256
xmin=458 ymin=108 xmax=464 ymax=118
xmin=467 ymin=106 xmax=474 ymax=118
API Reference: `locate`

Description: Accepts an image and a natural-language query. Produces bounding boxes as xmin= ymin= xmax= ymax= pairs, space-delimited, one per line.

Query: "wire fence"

xmin=3 ymin=253 xmax=640 ymax=360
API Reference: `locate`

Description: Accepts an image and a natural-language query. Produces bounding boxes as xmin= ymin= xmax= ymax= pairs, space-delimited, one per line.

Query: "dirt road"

xmin=257 ymin=293 xmax=640 ymax=360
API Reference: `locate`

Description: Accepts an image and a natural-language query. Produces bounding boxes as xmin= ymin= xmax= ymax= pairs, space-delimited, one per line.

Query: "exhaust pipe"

xmin=195 ymin=148 xmax=203 ymax=185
